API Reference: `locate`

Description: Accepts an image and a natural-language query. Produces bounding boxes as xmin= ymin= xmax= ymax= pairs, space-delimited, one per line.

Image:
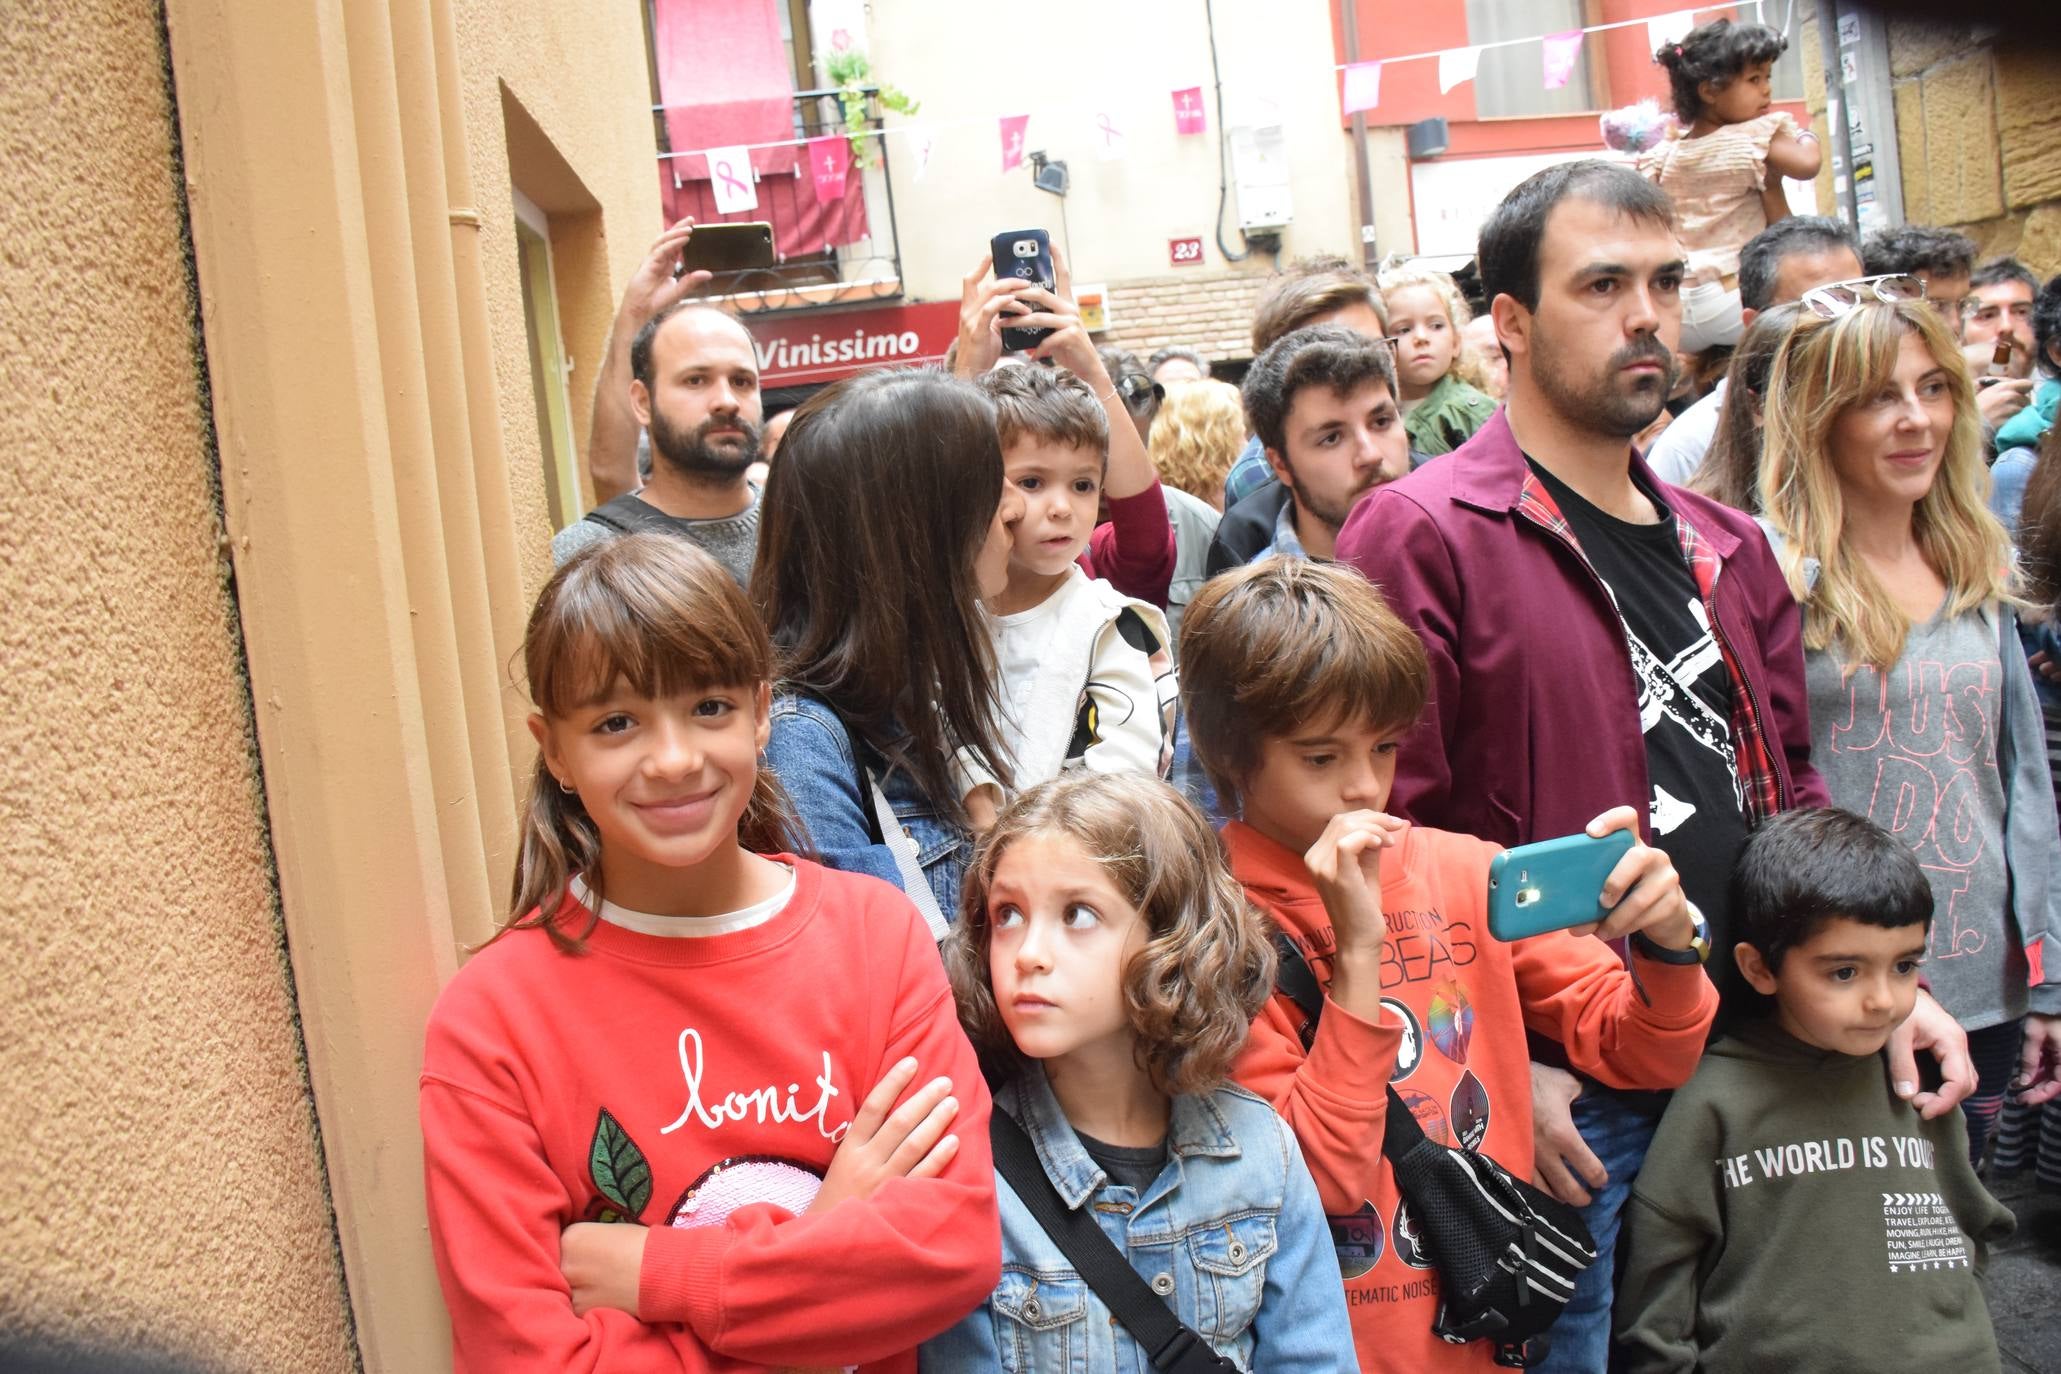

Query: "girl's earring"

xmin=557 ymin=777 xmax=576 ymax=794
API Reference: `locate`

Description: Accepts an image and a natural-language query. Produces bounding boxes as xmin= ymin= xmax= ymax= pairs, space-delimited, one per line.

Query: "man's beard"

xmin=650 ymin=407 xmax=761 ymax=481
xmin=1285 ymin=464 xmax=1390 ymax=535
xmin=1529 ymin=323 xmax=1676 ymax=439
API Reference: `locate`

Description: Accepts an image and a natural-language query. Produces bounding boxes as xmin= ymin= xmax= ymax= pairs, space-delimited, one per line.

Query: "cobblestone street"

xmin=1986 ymin=1171 xmax=2061 ymax=1373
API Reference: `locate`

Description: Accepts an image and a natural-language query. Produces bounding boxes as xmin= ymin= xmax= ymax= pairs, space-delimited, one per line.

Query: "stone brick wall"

xmin=1879 ymin=21 xmax=2059 ymax=273
xmin=1094 ymin=268 xmax=1276 ymax=367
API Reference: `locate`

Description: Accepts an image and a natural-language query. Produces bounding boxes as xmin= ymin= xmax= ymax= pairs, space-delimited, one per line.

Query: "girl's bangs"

xmin=529 ymin=551 xmax=769 ymax=716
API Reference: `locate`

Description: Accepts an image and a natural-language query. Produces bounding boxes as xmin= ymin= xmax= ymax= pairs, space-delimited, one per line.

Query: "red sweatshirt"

xmin=420 ymin=858 xmax=1000 ymax=1372
xmin=1225 ymin=821 xmax=1716 ymax=1374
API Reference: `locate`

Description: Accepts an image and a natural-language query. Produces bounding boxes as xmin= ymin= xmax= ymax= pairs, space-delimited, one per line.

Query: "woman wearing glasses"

xmin=1757 ymin=278 xmax=2061 ymax=1160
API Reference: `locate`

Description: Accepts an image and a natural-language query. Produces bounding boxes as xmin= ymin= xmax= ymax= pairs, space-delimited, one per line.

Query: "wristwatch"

xmin=1631 ymin=903 xmax=1710 ymax=965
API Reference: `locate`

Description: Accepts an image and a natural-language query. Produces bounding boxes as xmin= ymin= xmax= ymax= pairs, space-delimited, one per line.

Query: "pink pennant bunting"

xmin=999 ymin=114 xmax=1029 ymax=172
xmin=1342 ymin=61 xmax=1382 ymax=116
xmin=806 ymin=135 xmax=851 ymax=203
xmin=1172 ymin=86 xmax=1206 ymax=135
xmin=1541 ymin=31 xmax=1584 ymax=91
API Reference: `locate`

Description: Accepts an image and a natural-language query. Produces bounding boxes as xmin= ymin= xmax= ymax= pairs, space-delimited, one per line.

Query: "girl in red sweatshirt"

xmin=1179 ymin=560 xmax=1719 ymax=1373
xmin=419 ymin=534 xmax=1000 ymax=1372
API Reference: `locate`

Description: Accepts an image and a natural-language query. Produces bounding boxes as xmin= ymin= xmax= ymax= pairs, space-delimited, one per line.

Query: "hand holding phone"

xmin=990 ymin=229 xmax=1055 ymax=352
xmin=1489 ymin=807 xmax=1696 ymax=950
xmin=1487 ymin=829 xmax=1636 ymax=941
xmin=677 ymin=221 xmax=776 ymax=278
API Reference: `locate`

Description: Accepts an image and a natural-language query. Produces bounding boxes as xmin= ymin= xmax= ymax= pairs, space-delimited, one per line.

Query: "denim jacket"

xmin=921 ymin=1067 xmax=1356 ymax=1373
xmin=762 ymin=691 xmax=969 ymax=918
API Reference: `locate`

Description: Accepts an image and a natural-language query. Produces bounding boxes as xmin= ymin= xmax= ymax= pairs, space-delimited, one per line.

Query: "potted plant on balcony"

xmin=824 ymin=35 xmax=918 ymax=170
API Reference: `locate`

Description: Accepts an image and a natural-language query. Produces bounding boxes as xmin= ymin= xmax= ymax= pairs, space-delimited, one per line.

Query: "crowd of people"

xmin=419 ymin=18 xmax=2061 ymax=1372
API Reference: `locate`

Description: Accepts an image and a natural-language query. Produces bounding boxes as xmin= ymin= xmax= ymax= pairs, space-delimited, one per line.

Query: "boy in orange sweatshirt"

xmin=1179 ymin=558 xmax=1719 ymax=1373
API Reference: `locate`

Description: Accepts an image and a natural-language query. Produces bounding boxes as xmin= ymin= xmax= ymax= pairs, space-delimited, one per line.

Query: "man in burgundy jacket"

xmin=1338 ymin=160 xmax=1971 ymax=1373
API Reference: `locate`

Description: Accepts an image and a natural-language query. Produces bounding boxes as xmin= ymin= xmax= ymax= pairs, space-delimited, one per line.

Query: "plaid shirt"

xmin=1513 ymin=471 xmax=1787 ymax=825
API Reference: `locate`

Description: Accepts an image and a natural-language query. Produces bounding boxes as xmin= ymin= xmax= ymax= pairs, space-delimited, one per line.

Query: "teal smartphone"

xmin=1486 ymin=830 xmax=1637 ymax=941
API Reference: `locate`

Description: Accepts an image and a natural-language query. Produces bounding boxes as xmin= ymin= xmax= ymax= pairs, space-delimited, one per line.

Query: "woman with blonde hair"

xmin=1758 ymin=285 xmax=2061 ymax=1162
xmin=1147 ymin=377 xmax=1246 ymax=510
xmin=1377 ymin=264 xmax=1498 ymax=456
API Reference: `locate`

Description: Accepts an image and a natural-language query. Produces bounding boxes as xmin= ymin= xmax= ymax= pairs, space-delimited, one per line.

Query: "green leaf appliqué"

xmin=588 ymin=1109 xmax=653 ymax=1220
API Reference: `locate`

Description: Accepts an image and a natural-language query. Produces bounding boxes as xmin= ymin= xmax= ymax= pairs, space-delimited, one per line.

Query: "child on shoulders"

xmin=1179 ymin=557 xmax=1719 ymax=1372
xmin=924 ymin=771 xmax=1356 ymax=1371
xmin=1638 ymin=19 xmax=1822 ymax=351
xmin=958 ymin=366 xmax=1179 ymax=826
xmin=1616 ymin=808 xmax=2013 ymax=1373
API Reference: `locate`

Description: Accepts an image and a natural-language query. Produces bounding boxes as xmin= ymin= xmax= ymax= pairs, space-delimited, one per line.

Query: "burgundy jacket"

xmin=1336 ymin=409 xmax=1827 ymax=848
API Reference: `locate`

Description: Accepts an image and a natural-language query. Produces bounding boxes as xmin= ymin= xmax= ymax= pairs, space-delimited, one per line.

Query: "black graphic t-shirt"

xmin=1528 ymin=461 xmax=1749 ymax=995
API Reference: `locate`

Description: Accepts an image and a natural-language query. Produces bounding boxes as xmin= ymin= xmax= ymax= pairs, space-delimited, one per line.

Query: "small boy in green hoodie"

xmin=1617 ymin=807 xmax=2014 ymax=1374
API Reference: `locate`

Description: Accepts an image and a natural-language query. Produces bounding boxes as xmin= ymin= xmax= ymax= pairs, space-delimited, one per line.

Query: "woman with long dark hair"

xmin=753 ymin=368 xmax=1023 ymax=930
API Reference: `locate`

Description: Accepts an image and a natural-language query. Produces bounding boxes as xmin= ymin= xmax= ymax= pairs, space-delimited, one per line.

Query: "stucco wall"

xmin=0 ymin=3 xmax=356 ymax=1369
xmin=454 ymin=0 xmax=664 ymax=582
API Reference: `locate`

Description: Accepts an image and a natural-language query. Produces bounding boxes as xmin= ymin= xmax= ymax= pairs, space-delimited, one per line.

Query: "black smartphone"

xmin=990 ymin=228 xmax=1055 ymax=352
xmin=678 ymin=222 xmax=775 ymax=277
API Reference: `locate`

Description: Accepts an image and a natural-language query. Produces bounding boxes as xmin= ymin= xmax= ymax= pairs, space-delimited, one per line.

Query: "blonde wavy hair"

xmin=945 ymin=772 xmax=1276 ymax=1097
xmin=1757 ymin=298 xmax=2016 ymax=673
xmin=1147 ymin=379 xmax=1247 ymax=504
xmin=1379 ymin=264 xmax=1495 ymax=392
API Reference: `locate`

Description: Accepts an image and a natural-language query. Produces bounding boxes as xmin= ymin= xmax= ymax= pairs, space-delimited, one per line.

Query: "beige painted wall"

xmin=0 ymin=2 xmax=356 ymax=1369
xmin=868 ymin=0 xmax=1360 ymax=299
xmin=453 ymin=0 xmax=665 ymax=578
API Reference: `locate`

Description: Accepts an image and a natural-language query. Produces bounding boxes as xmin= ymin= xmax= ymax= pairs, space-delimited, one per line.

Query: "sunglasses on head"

xmin=1799 ymin=274 xmax=1925 ymax=321
xmin=1116 ymin=374 xmax=1165 ymax=408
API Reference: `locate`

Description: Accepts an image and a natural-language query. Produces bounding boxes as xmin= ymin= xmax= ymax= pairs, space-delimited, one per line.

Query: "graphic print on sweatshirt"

xmin=1714 ymin=1129 xmax=1973 ymax=1273
xmin=1820 ymin=645 xmax=2004 ymax=968
xmin=577 ymin=1025 xmax=855 ymax=1227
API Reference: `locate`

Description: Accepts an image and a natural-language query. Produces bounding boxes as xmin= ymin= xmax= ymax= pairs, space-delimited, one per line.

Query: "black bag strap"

xmin=583 ymin=493 xmax=684 ymax=536
xmin=989 ymin=1109 xmax=1239 ymax=1374
xmin=1269 ymin=933 xmax=1425 ymax=1160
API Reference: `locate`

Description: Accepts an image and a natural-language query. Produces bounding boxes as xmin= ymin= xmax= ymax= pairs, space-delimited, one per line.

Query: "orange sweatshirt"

xmin=1226 ymin=821 xmax=1716 ymax=1374
xmin=420 ymin=858 xmax=1000 ymax=1372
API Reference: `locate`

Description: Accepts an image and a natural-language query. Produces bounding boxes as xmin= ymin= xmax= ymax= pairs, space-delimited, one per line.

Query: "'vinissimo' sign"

xmin=751 ymin=300 xmax=962 ymax=389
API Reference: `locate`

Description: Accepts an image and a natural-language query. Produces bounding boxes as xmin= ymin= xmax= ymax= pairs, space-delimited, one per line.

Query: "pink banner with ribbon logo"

xmin=806 ymin=135 xmax=851 ymax=203
xmin=999 ymin=114 xmax=1029 ymax=172
xmin=704 ymin=145 xmax=759 ymax=214
xmin=1541 ymin=31 xmax=1584 ymax=91
xmin=1172 ymin=86 xmax=1206 ymax=135
xmin=1341 ymin=61 xmax=1382 ymax=115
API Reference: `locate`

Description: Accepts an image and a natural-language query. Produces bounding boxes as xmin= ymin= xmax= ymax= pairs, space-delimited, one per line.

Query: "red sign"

xmin=749 ymin=299 xmax=963 ymax=389
xmin=1169 ymin=236 xmax=1205 ymax=267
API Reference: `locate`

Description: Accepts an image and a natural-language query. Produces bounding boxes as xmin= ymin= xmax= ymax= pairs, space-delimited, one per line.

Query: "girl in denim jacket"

xmin=924 ymin=773 xmax=1357 ymax=1372
xmin=755 ymin=370 xmax=1026 ymax=928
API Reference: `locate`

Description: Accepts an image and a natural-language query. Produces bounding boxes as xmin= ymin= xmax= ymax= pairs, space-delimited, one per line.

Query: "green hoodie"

xmin=1617 ymin=1018 xmax=2014 ymax=1374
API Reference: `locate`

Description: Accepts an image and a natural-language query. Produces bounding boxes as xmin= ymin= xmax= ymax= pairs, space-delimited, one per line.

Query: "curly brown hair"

xmin=945 ymin=773 xmax=1276 ymax=1096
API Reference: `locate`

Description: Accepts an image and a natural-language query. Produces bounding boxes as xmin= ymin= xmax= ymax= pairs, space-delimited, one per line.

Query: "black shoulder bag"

xmin=1271 ymin=935 xmax=1596 ymax=1369
xmin=988 ymin=1110 xmax=1241 ymax=1373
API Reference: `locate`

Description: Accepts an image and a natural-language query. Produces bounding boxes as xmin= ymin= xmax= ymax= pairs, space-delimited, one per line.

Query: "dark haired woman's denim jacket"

xmin=920 ymin=1066 xmax=1356 ymax=1372
xmin=763 ymin=692 xmax=968 ymax=919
